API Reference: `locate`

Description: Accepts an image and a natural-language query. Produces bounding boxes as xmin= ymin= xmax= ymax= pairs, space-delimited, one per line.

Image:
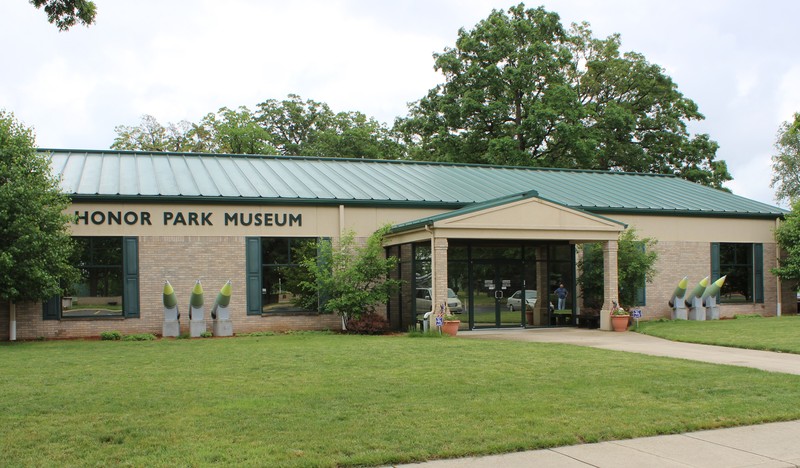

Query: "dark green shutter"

xmin=317 ymin=237 xmax=330 ymax=313
xmin=754 ymin=243 xmax=764 ymax=303
xmin=123 ymin=237 xmax=140 ymax=318
xmin=246 ymin=237 xmax=262 ymax=315
xmin=635 ymin=284 xmax=646 ymax=306
xmin=710 ymin=243 xmax=721 ymax=302
xmin=635 ymin=243 xmax=646 ymax=305
xmin=42 ymin=295 xmax=60 ymax=320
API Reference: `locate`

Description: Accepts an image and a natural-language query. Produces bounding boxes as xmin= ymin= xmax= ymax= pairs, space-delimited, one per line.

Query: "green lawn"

xmin=637 ymin=316 xmax=800 ymax=353
xmin=3 ymin=334 xmax=800 ymax=466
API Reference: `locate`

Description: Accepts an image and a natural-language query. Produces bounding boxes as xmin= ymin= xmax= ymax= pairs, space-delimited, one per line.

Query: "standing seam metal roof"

xmin=42 ymin=149 xmax=786 ymax=218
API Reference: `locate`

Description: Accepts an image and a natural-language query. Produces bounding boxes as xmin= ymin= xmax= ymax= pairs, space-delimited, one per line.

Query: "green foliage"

xmin=30 ymin=0 xmax=96 ymax=31
xmin=122 ymin=333 xmax=156 ymax=341
xmin=771 ymin=112 xmax=800 ymax=203
xmin=0 ymin=110 xmax=78 ymax=302
xmin=578 ymin=228 xmax=658 ymax=308
xmin=295 ymin=225 xmax=401 ymax=327
xmin=199 ymin=331 xmax=213 ymax=338
xmin=99 ymin=330 xmax=122 ymax=341
xmin=237 ymin=331 xmax=277 ymax=337
xmin=396 ymin=4 xmax=731 ymax=189
xmin=111 ymin=94 xmax=404 ymax=159
xmin=256 ymin=94 xmax=405 ymax=159
xmin=772 ymin=200 xmax=800 ymax=283
xmin=195 ymin=106 xmax=276 ymax=155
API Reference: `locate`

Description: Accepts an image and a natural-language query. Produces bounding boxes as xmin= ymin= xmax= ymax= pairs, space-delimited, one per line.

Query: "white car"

xmin=416 ymin=288 xmax=463 ymax=313
xmin=506 ymin=290 xmax=537 ymax=311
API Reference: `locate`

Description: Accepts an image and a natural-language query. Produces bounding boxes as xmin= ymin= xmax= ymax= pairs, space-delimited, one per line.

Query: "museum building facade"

xmin=0 ymin=149 xmax=792 ymax=340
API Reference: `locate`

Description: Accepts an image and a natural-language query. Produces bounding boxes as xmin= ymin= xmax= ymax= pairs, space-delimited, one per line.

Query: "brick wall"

xmin=623 ymin=240 xmax=794 ymax=320
xmin=1 ymin=235 xmax=341 ymax=341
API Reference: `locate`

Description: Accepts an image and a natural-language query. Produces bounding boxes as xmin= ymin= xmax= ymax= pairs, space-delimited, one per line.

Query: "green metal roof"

xmin=42 ymin=149 xmax=786 ymax=218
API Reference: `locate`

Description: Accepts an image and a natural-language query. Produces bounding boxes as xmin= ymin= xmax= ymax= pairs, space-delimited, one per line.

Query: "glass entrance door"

xmin=471 ymin=262 xmax=524 ymax=328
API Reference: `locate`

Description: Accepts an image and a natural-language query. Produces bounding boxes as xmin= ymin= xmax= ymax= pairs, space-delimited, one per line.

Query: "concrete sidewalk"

xmin=395 ymin=328 xmax=800 ymax=467
xmin=399 ymin=419 xmax=800 ymax=467
xmin=459 ymin=327 xmax=800 ymax=375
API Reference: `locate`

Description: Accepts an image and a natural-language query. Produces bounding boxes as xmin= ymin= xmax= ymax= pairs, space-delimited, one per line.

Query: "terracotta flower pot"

xmin=442 ymin=320 xmax=460 ymax=336
xmin=611 ymin=315 xmax=630 ymax=332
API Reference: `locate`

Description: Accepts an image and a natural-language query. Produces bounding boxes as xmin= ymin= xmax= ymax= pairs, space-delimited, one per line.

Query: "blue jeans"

xmin=557 ymin=298 xmax=566 ymax=310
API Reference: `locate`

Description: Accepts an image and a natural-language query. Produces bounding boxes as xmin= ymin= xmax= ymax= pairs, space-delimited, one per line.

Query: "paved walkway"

xmin=395 ymin=328 xmax=800 ymax=467
xmin=460 ymin=327 xmax=800 ymax=375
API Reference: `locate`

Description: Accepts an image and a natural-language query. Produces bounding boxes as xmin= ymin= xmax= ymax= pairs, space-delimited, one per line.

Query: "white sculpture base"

xmin=190 ymin=320 xmax=207 ymax=337
xmin=212 ymin=319 xmax=233 ymax=337
xmin=162 ymin=319 xmax=180 ymax=337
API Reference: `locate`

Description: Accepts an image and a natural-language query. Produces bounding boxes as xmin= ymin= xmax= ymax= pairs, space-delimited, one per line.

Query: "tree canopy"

xmin=772 ymin=200 xmax=800 ymax=286
xmin=396 ymin=4 xmax=731 ymax=189
xmin=30 ymin=0 xmax=96 ymax=31
xmin=111 ymin=95 xmax=405 ymax=159
xmin=770 ymin=112 xmax=800 ymax=204
xmin=0 ymin=110 xmax=77 ymax=303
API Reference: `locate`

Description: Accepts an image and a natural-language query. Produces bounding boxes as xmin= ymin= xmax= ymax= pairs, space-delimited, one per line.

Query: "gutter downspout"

xmin=9 ymin=300 xmax=16 ymax=341
xmin=776 ymin=217 xmax=782 ymax=317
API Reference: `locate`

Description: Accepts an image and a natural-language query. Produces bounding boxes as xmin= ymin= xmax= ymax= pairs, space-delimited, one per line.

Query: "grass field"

xmin=637 ymin=315 xmax=800 ymax=353
xmin=3 ymin=333 xmax=800 ymax=466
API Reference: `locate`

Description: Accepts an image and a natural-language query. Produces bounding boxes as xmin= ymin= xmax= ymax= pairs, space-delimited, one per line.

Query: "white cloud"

xmin=777 ymin=65 xmax=800 ymax=124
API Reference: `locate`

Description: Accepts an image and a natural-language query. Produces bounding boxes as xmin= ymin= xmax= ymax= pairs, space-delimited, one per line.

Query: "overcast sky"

xmin=2 ymin=0 xmax=798 ymax=207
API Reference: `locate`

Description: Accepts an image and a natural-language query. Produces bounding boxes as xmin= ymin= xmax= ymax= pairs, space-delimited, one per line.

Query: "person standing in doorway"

xmin=555 ymin=283 xmax=568 ymax=311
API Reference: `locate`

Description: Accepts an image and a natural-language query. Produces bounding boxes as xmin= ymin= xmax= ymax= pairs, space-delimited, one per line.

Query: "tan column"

xmin=432 ymin=236 xmax=449 ymax=314
xmin=534 ymin=246 xmax=548 ymax=325
xmin=600 ymin=240 xmax=618 ymax=331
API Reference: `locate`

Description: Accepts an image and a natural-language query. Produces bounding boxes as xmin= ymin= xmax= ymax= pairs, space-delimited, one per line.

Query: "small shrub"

xmin=346 ymin=312 xmax=390 ymax=335
xmin=200 ymin=331 xmax=213 ymax=338
xmin=100 ymin=331 xmax=122 ymax=341
xmin=177 ymin=333 xmax=191 ymax=339
xmin=407 ymin=329 xmax=447 ymax=338
xmin=238 ymin=331 xmax=276 ymax=337
xmin=122 ymin=333 xmax=156 ymax=341
xmin=734 ymin=314 xmax=763 ymax=319
xmin=283 ymin=330 xmax=335 ymax=336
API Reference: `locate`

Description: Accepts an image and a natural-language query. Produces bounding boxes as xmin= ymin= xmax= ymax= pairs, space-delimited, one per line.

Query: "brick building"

xmin=0 ymin=149 xmax=792 ymax=340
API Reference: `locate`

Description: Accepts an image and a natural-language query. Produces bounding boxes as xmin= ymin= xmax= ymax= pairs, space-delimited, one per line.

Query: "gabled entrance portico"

xmin=385 ymin=191 xmax=625 ymax=331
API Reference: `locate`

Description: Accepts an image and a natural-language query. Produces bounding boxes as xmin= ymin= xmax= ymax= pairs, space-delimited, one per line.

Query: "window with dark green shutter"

xmin=245 ymin=237 xmax=262 ymax=315
xmin=713 ymin=242 xmax=763 ymax=304
xmin=43 ymin=236 xmax=138 ymax=319
xmin=246 ymin=237 xmax=319 ymax=315
xmin=123 ymin=237 xmax=139 ymax=318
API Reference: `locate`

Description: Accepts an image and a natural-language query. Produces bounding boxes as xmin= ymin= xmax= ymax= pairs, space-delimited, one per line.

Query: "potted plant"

xmin=442 ymin=312 xmax=460 ymax=336
xmin=610 ymin=305 xmax=630 ymax=332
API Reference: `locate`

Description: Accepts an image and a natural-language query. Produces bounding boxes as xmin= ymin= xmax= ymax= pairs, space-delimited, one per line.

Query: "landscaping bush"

xmin=100 ymin=331 xmax=122 ymax=341
xmin=346 ymin=312 xmax=390 ymax=334
xmin=122 ymin=333 xmax=156 ymax=341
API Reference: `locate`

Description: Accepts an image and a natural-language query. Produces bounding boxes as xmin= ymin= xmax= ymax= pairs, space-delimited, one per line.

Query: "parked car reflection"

xmin=506 ymin=290 xmax=537 ymax=311
xmin=416 ymin=287 xmax=464 ymax=313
